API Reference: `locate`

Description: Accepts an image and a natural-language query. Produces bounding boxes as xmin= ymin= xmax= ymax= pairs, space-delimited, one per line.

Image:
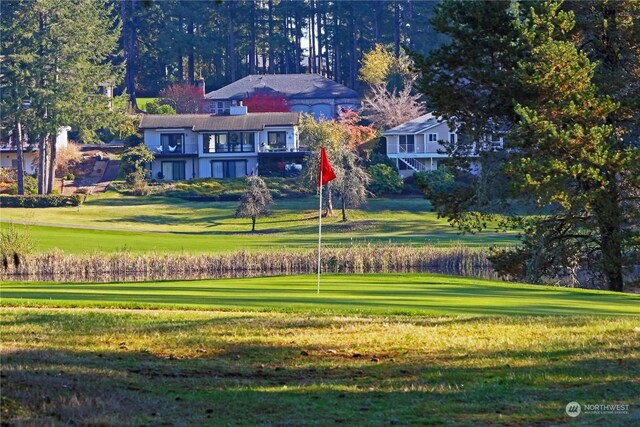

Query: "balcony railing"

xmin=153 ymin=143 xmax=198 ymax=155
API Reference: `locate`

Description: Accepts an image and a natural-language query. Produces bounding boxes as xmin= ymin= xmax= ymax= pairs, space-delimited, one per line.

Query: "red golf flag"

xmin=318 ymin=147 xmax=336 ymax=187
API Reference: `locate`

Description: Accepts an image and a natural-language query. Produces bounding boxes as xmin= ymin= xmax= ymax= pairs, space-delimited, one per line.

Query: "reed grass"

xmin=1 ymin=244 xmax=495 ymax=283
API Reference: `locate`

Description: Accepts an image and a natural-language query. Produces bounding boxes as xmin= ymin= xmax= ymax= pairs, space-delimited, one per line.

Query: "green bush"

xmin=163 ymin=177 xmax=311 ymax=201
xmin=64 ymin=173 xmax=75 ymax=180
xmin=5 ymin=175 xmax=38 ymax=195
xmin=145 ymin=100 xmax=176 ymax=115
xmin=0 ymin=222 xmax=34 ymax=269
xmin=0 ymin=194 xmax=84 ymax=208
xmin=414 ymin=167 xmax=457 ymax=198
xmin=367 ymin=164 xmax=404 ymax=195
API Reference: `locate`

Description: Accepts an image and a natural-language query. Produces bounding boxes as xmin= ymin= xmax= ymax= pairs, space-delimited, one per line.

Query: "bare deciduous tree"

xmin=236 ymin=175 xmax=273 ymax=232
xmin=361 ymin=80 xmax=426 ymax=130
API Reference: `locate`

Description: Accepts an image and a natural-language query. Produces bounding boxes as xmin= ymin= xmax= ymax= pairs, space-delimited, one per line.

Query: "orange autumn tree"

xmin=337 ymin=108 xmax=377 ymax=148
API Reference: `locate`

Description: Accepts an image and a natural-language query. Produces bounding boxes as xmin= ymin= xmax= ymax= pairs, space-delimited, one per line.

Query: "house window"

xmin=213 ymin=101 xmax=230 ymax=115
xmin=449 ymin=133 xmax=457 ymax=144
xmin=211 ymin=160 xmax=248 ymax=179
xmin=428 ymin=133 xmax=438 ymax=142
xmin=399 ymin=135 xmax=415 ymax=153
xmin=203 ymin=133 xmax=255 ymax=153
xmin=160 ymin=134 xmax=184 ymax=153
xmin=160 ymin=161 xmax=186 ymax=180
xmin=268 ymin=131 xmax=287 ymax=151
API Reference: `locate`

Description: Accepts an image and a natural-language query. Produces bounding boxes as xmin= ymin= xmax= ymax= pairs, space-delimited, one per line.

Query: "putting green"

xmin=2 ymin=274 xmax=638 ymax=316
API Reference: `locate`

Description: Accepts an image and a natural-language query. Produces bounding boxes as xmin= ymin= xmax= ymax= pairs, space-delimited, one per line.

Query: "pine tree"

xmin=415 ymin=0 xmax=640 ymax=291
xmin=1 ymin=0 xmax=125 ymax=194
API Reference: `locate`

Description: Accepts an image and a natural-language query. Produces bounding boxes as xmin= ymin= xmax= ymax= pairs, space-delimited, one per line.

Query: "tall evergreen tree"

xmin=415 ymin=0 xmax=640 ymax=291
xmin=1 ymin=0 xmax=125 ymax=194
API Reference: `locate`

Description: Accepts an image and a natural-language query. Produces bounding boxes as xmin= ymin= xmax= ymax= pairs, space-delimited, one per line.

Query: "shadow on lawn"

xmin=1 ymin=334 xmax=638 ymax=426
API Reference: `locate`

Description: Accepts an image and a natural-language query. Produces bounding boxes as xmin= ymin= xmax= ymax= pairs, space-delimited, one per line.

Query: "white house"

xmin=383 ymin=113 xmax=504 ymax=178
xmin=0 ymin=126 xmax=70 ymax=175
xmin=139 ymin=108 xmax=301 ymax=180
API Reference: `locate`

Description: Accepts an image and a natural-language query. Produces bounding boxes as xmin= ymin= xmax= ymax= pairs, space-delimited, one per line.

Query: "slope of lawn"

xmin=1 ymin=307 xmax=638 ymax=425
xmin=0 ymin=193 xmax=517 ymax=253
xmin=2 ymin=274 xmax=639 ymax=316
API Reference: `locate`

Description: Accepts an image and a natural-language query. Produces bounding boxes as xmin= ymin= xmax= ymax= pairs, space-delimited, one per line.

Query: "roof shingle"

xmin=382 ymin=113 xmax=441 ymax=135
xmin=139 ymin=112 xmax=300 ymax=131
xmin=204 ymin=74 xmax=360 ymax=100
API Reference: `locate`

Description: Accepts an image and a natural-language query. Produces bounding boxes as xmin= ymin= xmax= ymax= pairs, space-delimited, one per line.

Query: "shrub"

xmin=64 ymin=173 xmax=75 ymax=181
xmin=55 ymin=142 xmax=83 ymax=176
xmin=0 ymin=223 xmax=33 ymax=269
xmin=145 ymin=100 xmax=176 ymax=115
xmin=5 ymin=175 xmax=38 ymax=195
xmin=367 ymin=164 xmax=404 ymax=195
xmin=0 ymin=194 xmax=84 ymax=208
xmin=131 ymin=178 xmax=150 ymax=196
xmin=414 ymin=167 xmax=457 ymax=198
xmin=0 ymin=168 xmax=16 ymax=183
xmin=121 ymin=145 xmax=154 ymax=188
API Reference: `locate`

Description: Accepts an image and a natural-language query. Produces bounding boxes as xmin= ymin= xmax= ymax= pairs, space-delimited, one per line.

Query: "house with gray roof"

xmin=204 ymin=74 xmax=360 ymax=120
xmin=383 ymin=113 xmax=504 ymax=177
xmin=139 ymin=108 xmax=302 ymax=180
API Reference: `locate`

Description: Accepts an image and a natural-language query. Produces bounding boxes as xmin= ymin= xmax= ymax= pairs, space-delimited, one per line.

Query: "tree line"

xmin=122 ymin=0 xmax=446 ymax=105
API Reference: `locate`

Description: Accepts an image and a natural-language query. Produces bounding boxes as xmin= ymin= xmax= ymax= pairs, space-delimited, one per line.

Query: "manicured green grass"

xmin=0 ymin=193 xmax=517 ymax=253
xmin=1 ymin=308 xmax=638 ymax=425
xmin=136 ymin=97 xmax=158 ymax=111
xmin=2 ymin=274 xmax=639 ymax=316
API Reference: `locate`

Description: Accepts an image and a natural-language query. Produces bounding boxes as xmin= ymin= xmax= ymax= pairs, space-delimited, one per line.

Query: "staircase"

xmin=397 ymin=157 xmax=428 ymax=173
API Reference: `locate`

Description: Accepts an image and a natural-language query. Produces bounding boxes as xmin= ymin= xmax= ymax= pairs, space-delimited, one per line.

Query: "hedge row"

xmin=0 ymin=194 xmax=85 ymax=208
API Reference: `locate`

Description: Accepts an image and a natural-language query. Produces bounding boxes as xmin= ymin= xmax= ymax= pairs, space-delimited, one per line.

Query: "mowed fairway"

xmin=0 ymin=193 xmax=517 ymax=253
xmin=2 ymin=274 xmax=639 ymax=316
xmin=0 ymin=275 xmax=638 ymax=425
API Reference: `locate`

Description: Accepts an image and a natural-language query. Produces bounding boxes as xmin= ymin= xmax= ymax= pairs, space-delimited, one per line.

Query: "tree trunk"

xmin=188 ymin=20 xmax=195 ymax=84
xmin=251 ymin=215 xmax=256 ymax=232
xmin=324 ymin=183 xmax=334 ymax=216
xmin=47 ymin=134 xmax=57 ymax=194
xmin=333 ymin=9 xmax=341 ymax=84
xmin=268 ymin=0 xmax=274 ymax=73
xmin=349 ymin=4 xmax=357 ymax=88
xmin=249 ymin=0 xmax=256 ymax=74
xmin=228 ymin=1 xmax=237 ymax=81
xmin=14 ymin=119 xmax=24 ymax=195
xmin=177 ymin=50 xmax=183 ymax=82
xmin=394 ymin=0 xmax=400 ymax=58
xmin=341 ymin=197 xmax=347 ymax=222
xmin=283 ymin=7 xmax=290 ymax=74
xmin=120 ymin=0 xmax=138 ymax=110
xmin=595 ymin=182 xmax=625 ymax=292
xmin=309 ymin=0 xmax=315 ymax=73
xmin=317 ymin=4 xmax=323 ymax=76
xmin=294 ymin=8 xmax=302 ymax=74
xmin=37 ymin=134 xmax=49 ymax=195
xmin=374 ymin=1 xmax=382 ymax=43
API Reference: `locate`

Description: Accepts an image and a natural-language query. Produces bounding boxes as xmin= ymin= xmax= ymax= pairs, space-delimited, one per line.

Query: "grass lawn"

xmin=0 ymin=193 xmax=518 ymax=253
xmin=1 ymin=275 xmax=638 ymax=425
xmin=2 ymin=274 xmax=639 ymax=316
xmin=135 ymin=97 xmax=158 ymax=112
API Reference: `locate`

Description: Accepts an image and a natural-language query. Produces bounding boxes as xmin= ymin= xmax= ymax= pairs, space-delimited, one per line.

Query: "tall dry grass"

xmin=1 ymin=244 xmax=496 ymax=283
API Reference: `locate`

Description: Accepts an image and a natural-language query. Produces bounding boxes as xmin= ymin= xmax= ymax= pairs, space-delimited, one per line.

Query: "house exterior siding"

xmin=384 ymin=114 xmax=501 ymax=178
xmin=140 ymin=113 xmax=300 ymax=181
